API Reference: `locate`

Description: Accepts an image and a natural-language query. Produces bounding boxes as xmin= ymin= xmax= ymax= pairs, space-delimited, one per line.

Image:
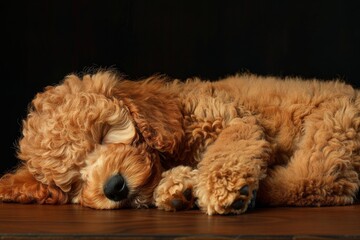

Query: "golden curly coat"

xmin=1 ymin=70 xmax=360 ymax=215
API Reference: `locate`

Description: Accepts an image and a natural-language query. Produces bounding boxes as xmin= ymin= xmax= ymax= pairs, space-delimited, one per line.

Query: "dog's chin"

xmin=76 ymin=190 xmax=154 ymax=209
xmin=81 ymin=197 xmax=128 ymax=210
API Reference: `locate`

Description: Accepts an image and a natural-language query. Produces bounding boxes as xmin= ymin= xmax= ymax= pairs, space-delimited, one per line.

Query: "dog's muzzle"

xmin=103 ymin=174 xmax=129 ymax=201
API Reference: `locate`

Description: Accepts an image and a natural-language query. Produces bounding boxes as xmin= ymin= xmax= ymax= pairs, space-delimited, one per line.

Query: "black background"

xmin=2 ymin=1 xmax=360 ymax=175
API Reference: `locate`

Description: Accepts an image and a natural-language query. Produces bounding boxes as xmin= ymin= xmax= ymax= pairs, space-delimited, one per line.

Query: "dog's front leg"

xmin=195 ymin=117 xmax=272 ymax=215
xmin=154 ymin=166 xmax=198 ymax=211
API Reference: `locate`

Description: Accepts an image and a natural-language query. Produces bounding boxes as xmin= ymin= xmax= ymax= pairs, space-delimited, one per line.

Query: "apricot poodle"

xmin=1 ymin=69 xmax=360 ymax=215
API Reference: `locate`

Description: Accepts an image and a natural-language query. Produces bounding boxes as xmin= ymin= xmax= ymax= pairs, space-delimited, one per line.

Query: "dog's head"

xmin=0 ymin=70 xmax=184 ymax=209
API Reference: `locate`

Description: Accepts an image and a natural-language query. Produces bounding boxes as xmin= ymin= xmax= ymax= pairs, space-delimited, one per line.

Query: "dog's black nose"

xmin=103 ymin=174 xmax=129 ymax=201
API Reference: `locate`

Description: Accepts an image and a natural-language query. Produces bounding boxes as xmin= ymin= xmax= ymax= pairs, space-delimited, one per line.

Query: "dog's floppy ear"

xmin=0 ymin=165 xmax=69 ymax=204
xmin=115 ymin=77 xmax=184 ymax=153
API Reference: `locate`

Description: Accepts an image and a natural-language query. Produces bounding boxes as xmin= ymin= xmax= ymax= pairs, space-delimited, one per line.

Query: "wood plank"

xmin=0 ymin=202 xmax=360 ymax=239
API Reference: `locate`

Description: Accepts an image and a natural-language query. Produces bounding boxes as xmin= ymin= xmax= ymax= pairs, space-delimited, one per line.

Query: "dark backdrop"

xmin=2 ymin=1 xmax=360 ymax=175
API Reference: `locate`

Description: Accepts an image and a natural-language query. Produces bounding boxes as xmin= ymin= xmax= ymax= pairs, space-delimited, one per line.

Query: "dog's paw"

xmin=154 ymin=166 xmax=197 ymax=211
xmin=196 ymin=177 xmax=258 ymax=215
xmin=165 ymin=187 xmax=195 ymax=211
xmin=229 ymin=185 xmax=257 ymax=212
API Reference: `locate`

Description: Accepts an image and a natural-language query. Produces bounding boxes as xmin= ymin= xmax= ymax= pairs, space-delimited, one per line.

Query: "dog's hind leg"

xmin=0 ymin=165 xmax=69 ymax=204
xmin=258 ymin=98 xmax=360 ymax=207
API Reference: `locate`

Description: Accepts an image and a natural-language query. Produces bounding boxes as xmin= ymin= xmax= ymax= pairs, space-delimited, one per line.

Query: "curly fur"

xmin=1 ymin=70 xmax=360 ymax=215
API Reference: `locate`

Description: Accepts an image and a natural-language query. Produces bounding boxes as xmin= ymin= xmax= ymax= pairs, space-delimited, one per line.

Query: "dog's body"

xmin=1 ymin=70 xmax=360 ymax=215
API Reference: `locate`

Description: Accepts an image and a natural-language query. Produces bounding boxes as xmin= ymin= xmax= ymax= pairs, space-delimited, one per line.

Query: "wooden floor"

xmin=1 ymin=202 xmax=360 ymax=240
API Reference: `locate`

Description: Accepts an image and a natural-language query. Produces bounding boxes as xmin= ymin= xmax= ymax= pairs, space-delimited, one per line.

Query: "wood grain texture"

xmin=0 ymin=202 xmax=360 ymax=239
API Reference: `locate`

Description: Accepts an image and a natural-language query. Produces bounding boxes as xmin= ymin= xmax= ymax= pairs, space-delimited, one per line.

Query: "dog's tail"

xmin=0 ymin=165 xmax=69 ymax=204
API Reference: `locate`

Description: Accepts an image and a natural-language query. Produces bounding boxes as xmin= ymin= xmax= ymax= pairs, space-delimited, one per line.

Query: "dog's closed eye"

xmin=102 ymin=121 xmax=136 ymax=145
